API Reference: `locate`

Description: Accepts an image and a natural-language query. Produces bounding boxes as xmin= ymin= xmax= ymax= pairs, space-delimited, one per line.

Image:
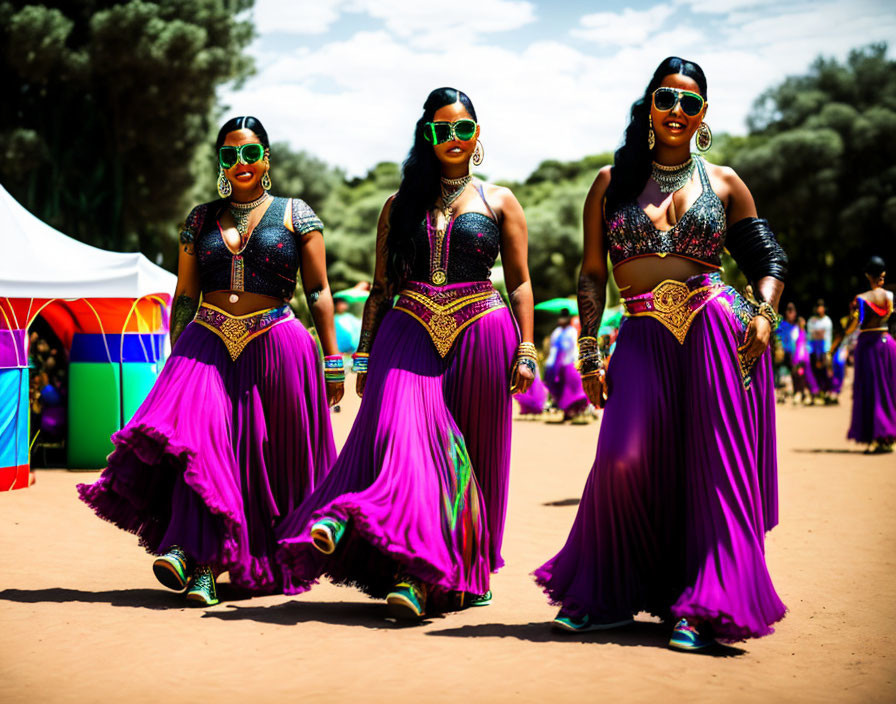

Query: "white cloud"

xmin=572 ymin=6 xmax=675 ymax=46
xmin=251 ymin=0 xmax=347 ymax=35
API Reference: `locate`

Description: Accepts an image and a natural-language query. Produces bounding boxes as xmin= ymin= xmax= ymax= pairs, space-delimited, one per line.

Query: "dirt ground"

xmin=1 ymin=374 xmax=894 ymax=704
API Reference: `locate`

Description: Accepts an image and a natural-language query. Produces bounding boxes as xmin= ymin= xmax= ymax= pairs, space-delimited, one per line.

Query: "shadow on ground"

xmin=201 ymin=599 xmax=430 ymax=630
xmin=0 ymin=583 xmax=261 ymax=610
xmin=791 ymin=448 xmax=869 ymax=454
xmin=425 ymin=620 xmax=746 ymax=656
xmin=542 ymin=498 xmax=580 ymax=507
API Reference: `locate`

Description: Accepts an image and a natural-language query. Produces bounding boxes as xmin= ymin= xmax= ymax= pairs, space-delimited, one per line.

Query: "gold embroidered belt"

xmin=394 ymin=280 xmax=506 ymax=357
xmin=622 ymin=273 xmax=725 ymax=345
xmin=193 ymin=302 xmax=293 ymax=361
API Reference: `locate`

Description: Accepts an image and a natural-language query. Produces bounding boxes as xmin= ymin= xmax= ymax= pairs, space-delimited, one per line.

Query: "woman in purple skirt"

xmin=534 ymin=57 xmax=788 ymax=649
xmin=544 ymin=311 xmax=589 ymax=421
xmin=846 ymin=256 xmax=896 ymax=453
xmin=78 ymin=117 xmax=341 ymax=605
xmin=276 ymin=87 xmax=535 ymax=619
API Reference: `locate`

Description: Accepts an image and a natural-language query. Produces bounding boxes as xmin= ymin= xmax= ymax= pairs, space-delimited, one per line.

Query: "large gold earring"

xmin=217 ymin=167 xmax=232 ymax=198
xmin=696 ymin=122 xmax=712 ymax=152
xmin=261 ymin=170 xmax=272 ymax=191
xmin=647 ymin=115 xmax=656 ymax=150
xmin=471 ymin=141 xmax=484 ymax=167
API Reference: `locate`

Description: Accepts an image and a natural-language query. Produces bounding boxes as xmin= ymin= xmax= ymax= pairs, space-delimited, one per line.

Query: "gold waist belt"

xmin=394 ymin=281 xmax=505 ymax=357
xmin=622 ymin=276 xmax=724 ymax=344
xmin=193 ymin=302 xmax=293 ymax=361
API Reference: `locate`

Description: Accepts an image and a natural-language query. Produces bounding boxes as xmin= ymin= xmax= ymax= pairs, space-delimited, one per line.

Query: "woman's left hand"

xmin=510 ymin=361 xmax=535 ymax=395
xmin=740 ymin=315 xmax=772 ymax=361
xmin=326 ymin=380 xmax=345 ymax=407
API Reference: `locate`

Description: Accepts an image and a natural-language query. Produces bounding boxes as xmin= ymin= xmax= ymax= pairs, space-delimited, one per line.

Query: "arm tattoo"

xmin=577 ymin=271 xmax=606 ymax=338
xmin=171 ymin=294 xmax=198 ymax=347
xmin=179 ymin=227 xmax=195 ymax=256
xmin=357 ymin=281 xmax=392 ymax=354
xmin=306 ymin=286 xmax=322 ymax=306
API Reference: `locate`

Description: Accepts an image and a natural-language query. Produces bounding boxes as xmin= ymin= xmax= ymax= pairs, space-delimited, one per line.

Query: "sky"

xmin=219 ymin=0 xmax=896 ymax=181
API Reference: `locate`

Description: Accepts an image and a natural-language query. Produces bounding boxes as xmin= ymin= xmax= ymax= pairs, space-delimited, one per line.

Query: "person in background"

xmin=544 ymin=310 xmax=590 ymax=422
xmin=807 ymin=298 xmax=834 ymax=403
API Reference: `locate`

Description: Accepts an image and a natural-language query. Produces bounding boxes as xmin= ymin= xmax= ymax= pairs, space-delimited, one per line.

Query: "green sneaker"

xmin=469 ymin=590 xmax=493 ymax=607
xmin=310 ymin=517 xmax=346 ymax=555
xmin=386 ymin=578 xmax=427 ymax=620
xmin=668 ymin=618 xmax=714 ymax=651
xmin=552 ymin=611 xmax=633 ymax=633
xmin=185 ymin=565 xmax=219 ymax=607
xmin=152 ymin=545 xmax=193 ymax=591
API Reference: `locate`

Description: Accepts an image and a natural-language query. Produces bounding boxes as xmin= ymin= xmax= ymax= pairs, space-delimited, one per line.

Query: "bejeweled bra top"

xmin=605 ymin=155 xmax=727 ymax=269
xmin=182 ymin=196 xmax=323 ymax=301
xmin=408 ymin=187 xmax=501 ymax=284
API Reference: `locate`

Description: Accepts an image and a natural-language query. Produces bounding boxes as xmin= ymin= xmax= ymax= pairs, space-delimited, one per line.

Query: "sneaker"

xmin=469 ymin=590 xmax=493 ymax=607
xmin=386 ymin=578 xmax=427 ymax=620
xmin=668 ymin=618 xmax=713 ymax=651
xmin=185 ymin=565 xmax=219 ymax=607
xmin=552 ymin=611 xmax=633 ymax=633
xmin=152 ymin=545 xmax=193 ymax=591
xmin=310 ymin=517 xmax=346 ymax=555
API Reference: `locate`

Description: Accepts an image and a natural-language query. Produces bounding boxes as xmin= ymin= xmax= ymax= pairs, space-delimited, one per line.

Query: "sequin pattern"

xmin=409 ymin=212 xmax=500 ymax=284
xmin=605 ymin=155 xmax=727 ymax=268
xmin=195 ymin=196 xmax=322 ymax=300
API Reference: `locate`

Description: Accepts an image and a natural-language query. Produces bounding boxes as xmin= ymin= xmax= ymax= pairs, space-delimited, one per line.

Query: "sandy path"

xmin=1 ymin=375 xmax=894 ymax=703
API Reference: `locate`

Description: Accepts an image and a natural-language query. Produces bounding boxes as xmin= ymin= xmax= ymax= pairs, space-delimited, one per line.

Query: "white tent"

xmin=0 ymin=183 xmax=176 ymax=299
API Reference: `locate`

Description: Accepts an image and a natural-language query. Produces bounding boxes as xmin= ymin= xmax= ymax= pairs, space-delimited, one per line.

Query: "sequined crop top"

xmin=408 ymin=187 xmax=501 ymax=284
xmin=605 ymin=155 xmax=727 ymax=268
xmin=181 ymin=196 xmax=323 ymax=301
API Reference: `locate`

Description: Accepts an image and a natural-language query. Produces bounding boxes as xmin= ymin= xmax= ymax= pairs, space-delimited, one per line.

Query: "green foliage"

xmin=0 ymin=0 xmax=255 ymax=266
xmin=731 ymin=43 xmax=896 ymax=314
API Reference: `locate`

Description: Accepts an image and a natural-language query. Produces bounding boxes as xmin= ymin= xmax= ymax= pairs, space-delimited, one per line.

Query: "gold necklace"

xmin=228 ymin=193 xmax=270 ymax=243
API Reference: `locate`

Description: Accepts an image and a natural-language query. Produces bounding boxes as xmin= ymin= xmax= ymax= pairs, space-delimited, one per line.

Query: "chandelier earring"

xmin=261 ymin=169 xmax=272 ymax=191
xmin=217 ymin=167 xmax=232 ymax=198
xmin=471 ymin=141 xmax=484 ymax=167
xmin=696 ymin=122 xmax=713 ymax=152
xmin=647 ymin=115 xmax=656 ymax=150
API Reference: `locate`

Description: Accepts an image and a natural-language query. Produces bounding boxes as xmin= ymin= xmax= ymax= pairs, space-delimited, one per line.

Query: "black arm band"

xmin=725 ymin=217 xmax=788 ymax=284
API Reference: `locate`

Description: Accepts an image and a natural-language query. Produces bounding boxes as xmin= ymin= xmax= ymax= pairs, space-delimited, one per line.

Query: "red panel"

xmin=0 ymin=464 xmax=30 ymax=491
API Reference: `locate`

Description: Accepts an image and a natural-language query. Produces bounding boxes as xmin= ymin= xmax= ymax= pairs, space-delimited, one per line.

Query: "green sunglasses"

xmin=652 ymin=87 xmax=705 ymax=117
xmin=218 ymin=143 xmax=266 ymax=170
xmin=423 ymin=119 xmax=477 ymax=146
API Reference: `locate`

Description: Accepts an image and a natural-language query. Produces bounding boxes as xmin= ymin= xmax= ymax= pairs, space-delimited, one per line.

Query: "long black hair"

xmin=215 ymin=116 xmax=271 ymax=152
xmin=604 ymin=57 xmax=707 ymax=216
xmin=387 ymin=87 xmax=478 ymax=288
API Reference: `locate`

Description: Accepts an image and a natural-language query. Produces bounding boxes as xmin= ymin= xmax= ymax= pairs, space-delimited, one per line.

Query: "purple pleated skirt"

xmin=515 ymin=370 xmax=548 ymax=415
xmin=534 ymin=292 xmax=785 ymax=641
xmin=276 ymin=306 xmax=517 ymax=604
xmin=848 ymin=331 xmax=896 ymax=444
xmin=77 ymin=316 xmax=336 ymax=592
xmin=545 ymin=361 xmax=589 ymax=414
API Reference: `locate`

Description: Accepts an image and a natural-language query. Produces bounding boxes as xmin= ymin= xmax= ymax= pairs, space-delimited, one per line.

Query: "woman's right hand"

xmin=356 ymin=372 xmax=367 ymax=398
xmin=583 ymin=369 xmax=608 ymax=408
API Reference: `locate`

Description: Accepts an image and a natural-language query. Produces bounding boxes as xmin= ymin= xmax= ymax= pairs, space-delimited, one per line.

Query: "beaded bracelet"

xmin=756 ymin=302 xmax=782 ymax=329
xmin=324 ymin=355 xmax=345 ymax=383
xmin=352 ymin=352 xmax=369 ymax=374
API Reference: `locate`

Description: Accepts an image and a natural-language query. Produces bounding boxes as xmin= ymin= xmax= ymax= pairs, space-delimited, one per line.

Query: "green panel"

xmin=68 ymin=362 xmax=121 ymax=469
xmin=122 ymin=362 xmax=161 ymax=424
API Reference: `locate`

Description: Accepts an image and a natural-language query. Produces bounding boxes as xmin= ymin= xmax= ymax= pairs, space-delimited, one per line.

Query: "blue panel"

xmin=70 ymin=333 xmax=165 ymax=363
xmin=0 ymin=369 xmax=28 ymax=467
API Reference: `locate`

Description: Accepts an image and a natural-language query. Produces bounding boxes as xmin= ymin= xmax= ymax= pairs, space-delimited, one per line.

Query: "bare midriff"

xmin=613 ymin=254 xmax=718 ymax=297
xmin=203 ymin=291 xmax=287 ymax=316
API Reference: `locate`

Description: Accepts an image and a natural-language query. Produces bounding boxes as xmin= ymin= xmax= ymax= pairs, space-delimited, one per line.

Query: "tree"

xmin=0 ymin=0 xmax=255 ymax=266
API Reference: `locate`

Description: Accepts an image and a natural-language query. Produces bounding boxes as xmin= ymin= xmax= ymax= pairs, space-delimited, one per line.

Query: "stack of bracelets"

xmin=577 ymin=336 xmax=604 ymax=379
xmin=323 ymin=355 xmax=345 ymax=384
xmin=755 ymin=301 xmax=782 ymax=329
xmin=351 ymin=351 xmax=369 ymax=375
xmin=515 ymin=342 xmax=538 ymax=375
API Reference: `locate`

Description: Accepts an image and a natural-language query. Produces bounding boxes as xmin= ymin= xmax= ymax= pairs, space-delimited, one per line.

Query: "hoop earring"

xmin=471 ymin=141 xmax=484 ymax=167
xmin=217 ymin=167 xmax=232 ymax=198
xmin=696 ymin=122 xmax=712 ymax=152
xmin=647 ymin=115 xmax=656 ymax=150
xmin=261 ymin=170 xmax=272 ymax=191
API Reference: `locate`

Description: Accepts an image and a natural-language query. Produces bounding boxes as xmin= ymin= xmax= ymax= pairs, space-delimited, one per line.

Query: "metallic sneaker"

xmin=386 ymin=578 xmax=427 ymax=620
xmin=470 ymin=590 xmax=493 ymax=607
xmin=185 ymin=565 xmax=219 ymax=607
xmin=310 ymin=517 xmax=346 ymax=555
xmin=152 ymin=545 xmax=193 ymax=591
xmin=668 ymin=618 xmax=713 ymax=651
xmin=552 ymin=611 xmax=634 ymax=633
